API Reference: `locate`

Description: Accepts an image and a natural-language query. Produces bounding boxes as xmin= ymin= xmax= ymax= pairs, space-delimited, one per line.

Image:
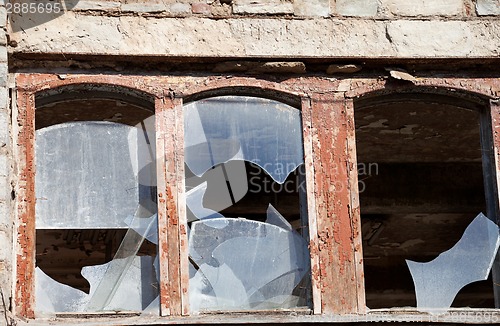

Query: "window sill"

xmin=15 ymin=308 xmax=500 ymax=325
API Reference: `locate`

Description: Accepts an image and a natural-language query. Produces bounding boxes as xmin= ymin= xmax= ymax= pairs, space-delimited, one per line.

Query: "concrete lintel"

xmin=8 ymin=13 xmax=500 ymax=59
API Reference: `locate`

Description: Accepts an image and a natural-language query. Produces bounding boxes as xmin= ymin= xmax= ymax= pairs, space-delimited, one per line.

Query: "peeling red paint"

xmin=14 ymin=73 xmax=498 ymax=319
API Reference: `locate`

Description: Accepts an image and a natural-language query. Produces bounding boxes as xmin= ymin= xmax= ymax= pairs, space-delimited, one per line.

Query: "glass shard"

xmin=184 ymin=96 xmax=303 ymax=184
xmin=36 ymin=121 xmax=157 ymax=229
xmin=85 ymin=215 xmax=157 ymax=311
xmin=406 ymin=213 xmax=500 ymax=313
xmin=189 ymin=218 xmax=310 ymax=312
xmin=83 ymin=256 xmax=158 ymax=311
xmin=186 ymin=182 xmax=224 ymax=222
xmin=35 ymin=267 xmax=89 ymax=313
xmin=35 ymin=256 xmax=157 ymax=313
xmin=266 ymin=204 xmax=293 ymax=231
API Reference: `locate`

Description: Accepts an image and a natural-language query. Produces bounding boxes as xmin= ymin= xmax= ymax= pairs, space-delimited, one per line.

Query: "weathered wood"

xmin=157 ymin=97 xmax=185 ymax=316
xmin=155 ymin=98 xmax=171 ymax=316
xmin=345 ymin=99 xmax=366 ymax=313
xmin=173 ymin=99 xmax=190 ymax=316
xmin=14 ymin=91 xmax=36 ymax=318
xmin=485 ymin=99 xmax=500 ymax=307
xmin=301 ymin=97 xmax=321 ymax=314
xmin=310 ymin=94 xmax=359 ymax=314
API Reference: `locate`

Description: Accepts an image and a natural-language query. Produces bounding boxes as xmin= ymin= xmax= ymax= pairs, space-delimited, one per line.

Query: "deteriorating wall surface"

xmin=2 ymin=0 xmax=500 ymax=325
xmin=7 ymin=0 xmax=500 ymax=58
xmin=0 ymin=0 xmax=10 ymax=322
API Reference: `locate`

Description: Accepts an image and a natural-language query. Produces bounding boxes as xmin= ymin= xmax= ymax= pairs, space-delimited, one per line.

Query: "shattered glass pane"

xmin=85 ymin=215 xmax=158 ymax=311
xmin=35 ymin=121 xmax=156 ymax=229
xmin=35 ymin=117 xmax=159 ymax=314
xmin=406 ymin=213 xmax=500 ymax=314
xmin=189 ymin=218 xmax=310 ymax=311
xmin=35 ymin=255 xmax=158 ymax=313
xmin=184 ymin=96 xmax=303 ymax=184
xmin=184 ymin=96 xmax=310 ymax=312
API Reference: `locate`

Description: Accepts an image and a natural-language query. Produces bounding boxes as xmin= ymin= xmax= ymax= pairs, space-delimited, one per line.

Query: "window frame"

xmin=13 ymin=73 xmax=500 ymax=324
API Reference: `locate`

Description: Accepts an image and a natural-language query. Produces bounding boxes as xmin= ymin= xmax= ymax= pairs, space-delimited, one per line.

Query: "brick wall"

xmin=3 ymin=0 xmax=500 ymax=324
xmin=0 ymin=0 xmax=10 ymax=323
xmin=64 ymin=0 xmax=500 ymax=17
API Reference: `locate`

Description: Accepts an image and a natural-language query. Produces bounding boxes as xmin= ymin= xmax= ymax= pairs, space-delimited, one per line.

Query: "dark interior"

xmin=355 ymin=97 xmax=492 ymax=308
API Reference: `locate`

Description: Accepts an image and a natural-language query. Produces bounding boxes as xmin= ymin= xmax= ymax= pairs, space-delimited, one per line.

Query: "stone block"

xmin=192 ymin=3 xmax=211 ymax=14
xmin=72 ymin=0 xmax=121 ymax=10
xmin=0 ymin=64 xmax=7 ymax=88
xmin=0 ymin=87 xmax=7 ymax=109
xmin=476 ymin=0 xmax=500 ymax=15
xmin=294 ymin=0 xmax=331 ymax=17
xmin=121 ymin=3 xmax=169 ymax=13
xmin=0 ymin=199 xmax=10 ymax=230
xmin=233 ymin=0 xmax=294 ymax=15
xmin=336 ymin=0 xmax=378 ymax=17
xmin=0 ymin=110 xmax=8 ymax=146
xmin=382 ymin=0 xmax=464 ymax=16
xmin=0 ymin=155 xmax=8 ymax=178
xmin=169 ymin=3 xmax=192 ymax=15
xmin=0 ymin=6 xmax=6 ymax=29
xmin=386 ymin=20 xmax=474 ymax=57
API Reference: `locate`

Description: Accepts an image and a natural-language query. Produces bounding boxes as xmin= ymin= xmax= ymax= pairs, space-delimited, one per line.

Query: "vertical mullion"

xmin=345 ymin=99 xmax=366 ymax=314
xmin=301 ymin=96 xmax=322 ymax=314
xmin=174 ymin=98 xmax=190 ymax=316
xmin=156 ymin=97 xmax=186 ymax=316
xmin=14 ymin=91 xmax=36 ymax=318
xmin=156 ymin=97 xmax=171 ymax=316
xmin=310 ymin=94 xmax=359 ymax=314
xmin=483 ymin=99 xmax=500 ymax=307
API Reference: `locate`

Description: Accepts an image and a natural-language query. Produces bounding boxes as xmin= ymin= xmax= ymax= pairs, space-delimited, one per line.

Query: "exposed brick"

xmin=336 ymin=0 xmax=378 ymax=17
xmin=382 ymin=0 xmax=464 ymax=16
xmin=192 ymin=3 xmax=212 ymax=15
xmin=476 ymin=0 xmax=500 ymax=15
xmin=294 ymin=0 xmax=331 ymax=17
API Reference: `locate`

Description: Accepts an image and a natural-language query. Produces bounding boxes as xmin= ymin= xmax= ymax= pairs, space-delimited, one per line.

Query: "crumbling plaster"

xmin=2 ymin=0 xmax=500 ymax=324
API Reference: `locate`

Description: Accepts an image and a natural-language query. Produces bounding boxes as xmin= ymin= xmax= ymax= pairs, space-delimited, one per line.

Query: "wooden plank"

xmin=172 ymin=98 xmax=190 ymax=316
xmin=156 ymin=97 xmax=186 ymax=316
xmin=345 ymin=99 xmax=366 ymax=314
xmin=155 ymin=97 xmax=171 ymax=316
xmin=309 ymin=94 xmax=359 ymax=314
xmin=14 ymin=91 xmax=36 ymax=318
xmin=301 ymin=97 xmax=322 ymax=314
xmin=484 ymin=99 xmax=500 ymax=307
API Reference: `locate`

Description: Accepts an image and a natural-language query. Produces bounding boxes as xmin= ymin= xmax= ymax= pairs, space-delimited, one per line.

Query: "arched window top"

xmin=34 ymin=83 xmax=155 ymax=110
xmin=34 ymin=84 xmax=156 ymax=130
xmin=354 ymin=87 xmax=490 ymax=112
xmin=183 ymin=95 xmax=303 ymax=184
xmin=183 ymin=86 xmax=302 ymax=109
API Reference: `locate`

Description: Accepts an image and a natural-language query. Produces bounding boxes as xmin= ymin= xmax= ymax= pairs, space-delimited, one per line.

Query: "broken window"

xmin=183 ymin=96 xmax=311 ymax=312
xmin=355 ymin=93 xmax=500 ymax=313
xmin=34 ymin=98 xmax=160 ymax=314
